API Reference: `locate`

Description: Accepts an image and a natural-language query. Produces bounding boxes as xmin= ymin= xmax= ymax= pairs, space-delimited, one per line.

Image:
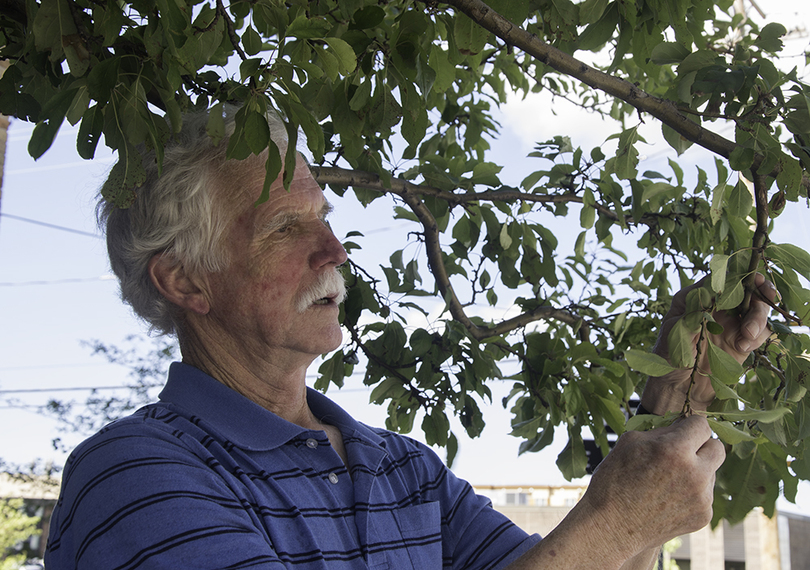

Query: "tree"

xmin=1 ymin=0 xmax=810 ymax=525
xmin=0 ymin=498 xmax=39 ymax=570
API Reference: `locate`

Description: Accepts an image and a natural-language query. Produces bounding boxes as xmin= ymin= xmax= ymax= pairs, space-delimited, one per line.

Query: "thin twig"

xmin=683 ymin=319 xmax=709 ymax=416
xmin=217 ymin=0 xmax=247 ymax=61
xmin=740 ymin=173 xmax=771 ymax=315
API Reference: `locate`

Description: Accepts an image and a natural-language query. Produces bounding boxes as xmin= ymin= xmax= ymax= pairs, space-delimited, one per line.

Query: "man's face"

xmin=199 ymin=155 xmax=348 ymax=364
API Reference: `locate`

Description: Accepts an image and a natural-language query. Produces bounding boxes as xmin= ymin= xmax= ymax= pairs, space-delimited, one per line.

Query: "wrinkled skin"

xmin=643 ymin=273 xmax=777 ymax=414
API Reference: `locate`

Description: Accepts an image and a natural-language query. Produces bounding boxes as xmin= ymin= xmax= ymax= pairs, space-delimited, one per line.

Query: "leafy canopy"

xmin=2 ymin=0 xmax=810 ymax=525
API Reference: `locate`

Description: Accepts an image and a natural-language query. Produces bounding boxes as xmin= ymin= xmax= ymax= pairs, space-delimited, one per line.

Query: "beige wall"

xmin=476 ymin=484 xmax=801 ymax=570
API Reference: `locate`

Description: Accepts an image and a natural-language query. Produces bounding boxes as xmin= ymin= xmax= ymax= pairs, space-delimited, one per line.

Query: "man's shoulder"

xmin=62 ymin=401 xmax=202 ymax=474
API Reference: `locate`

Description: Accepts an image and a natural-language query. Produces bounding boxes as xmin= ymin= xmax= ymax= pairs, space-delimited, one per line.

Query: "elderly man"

xmin=45 ymin=108 xmax=775 ymax=570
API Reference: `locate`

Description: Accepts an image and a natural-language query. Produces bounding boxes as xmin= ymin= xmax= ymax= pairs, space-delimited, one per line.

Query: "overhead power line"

xmin=0 ymin=275 xmax=115 ymax=287
xmin=0 ymin=213 xmax=102 ymax=238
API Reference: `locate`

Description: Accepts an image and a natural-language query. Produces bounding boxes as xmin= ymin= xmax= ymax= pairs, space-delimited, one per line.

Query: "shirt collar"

xmin=159 ymin=362 xmax=385 ymax=452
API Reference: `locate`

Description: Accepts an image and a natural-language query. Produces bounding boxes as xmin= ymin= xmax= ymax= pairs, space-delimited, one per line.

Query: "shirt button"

xmin=328 ymin=472 xmax=339 ymax=484
xmin=306 ymin=438 xmax=318 ymax=449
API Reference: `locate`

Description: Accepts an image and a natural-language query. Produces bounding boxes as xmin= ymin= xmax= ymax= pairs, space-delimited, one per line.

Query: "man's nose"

xmin=311 ymin=224 xmax=348 ymax=269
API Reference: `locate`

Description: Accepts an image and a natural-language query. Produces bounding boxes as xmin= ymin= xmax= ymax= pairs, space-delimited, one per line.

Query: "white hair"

xmin=98 ymin=105 xmax=288 ymax=336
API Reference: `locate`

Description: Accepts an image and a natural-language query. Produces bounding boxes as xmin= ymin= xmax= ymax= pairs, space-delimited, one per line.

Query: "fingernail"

xmin=737 ymin=339 xmax=752 ymax=353
xmin=745 ymin=322 xmax=761 ymax=339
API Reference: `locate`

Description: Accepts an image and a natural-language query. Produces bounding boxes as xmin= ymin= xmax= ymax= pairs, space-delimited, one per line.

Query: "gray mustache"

xmin=295 ymin=270 xmax=347 ymax=312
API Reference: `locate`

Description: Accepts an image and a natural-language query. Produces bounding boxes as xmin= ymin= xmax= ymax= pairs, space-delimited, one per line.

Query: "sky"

xmin=1 ymin=0 xmax=810 ymax=514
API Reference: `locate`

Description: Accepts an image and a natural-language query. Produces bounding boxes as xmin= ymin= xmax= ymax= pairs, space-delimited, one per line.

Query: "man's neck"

xmin=178 ymin=329 xmax=318 ymax=428
xmin=181 ymin=346 xmax=350 ymax=467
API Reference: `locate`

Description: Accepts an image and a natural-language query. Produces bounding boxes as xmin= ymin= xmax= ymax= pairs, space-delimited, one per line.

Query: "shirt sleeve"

xmin=402 ymin=437 xmax=542 ymax=570
xmin=45 ymin=421 xmax=287 ymax=570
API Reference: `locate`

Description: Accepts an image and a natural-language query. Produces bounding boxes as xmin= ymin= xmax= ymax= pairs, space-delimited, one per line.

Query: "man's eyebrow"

xmin=257 ymin=202 xmax=334 ymax=234
xmin=257 ymin=211 xmax=299 ymax=234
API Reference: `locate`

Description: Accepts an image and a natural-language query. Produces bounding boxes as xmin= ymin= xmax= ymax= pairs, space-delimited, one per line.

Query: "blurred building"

xmin=474 ymin=483 xmax=810 ymax=570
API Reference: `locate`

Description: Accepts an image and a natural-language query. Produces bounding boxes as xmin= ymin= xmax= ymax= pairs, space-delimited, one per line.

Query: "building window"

xmin=505 ymin=492 xmax=529 ymax=505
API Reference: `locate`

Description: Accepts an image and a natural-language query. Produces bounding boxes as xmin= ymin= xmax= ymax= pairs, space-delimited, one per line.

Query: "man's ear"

xmin=148 ymin=254 xmax=211 ymax=316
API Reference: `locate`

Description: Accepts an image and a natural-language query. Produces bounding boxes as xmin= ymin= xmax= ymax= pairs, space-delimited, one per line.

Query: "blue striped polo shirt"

xmin=46 ymin=363 xmax=540 ymax=569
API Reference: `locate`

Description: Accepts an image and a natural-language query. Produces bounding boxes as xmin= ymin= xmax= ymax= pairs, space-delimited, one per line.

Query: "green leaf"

xmin=580 ymin=205 xmax=595 ymax=229
xmin=708 ymin=419 xmax=758 ymax=444
xmin=87 ymin=57 xmax=121 ymax=105
xmin=776 ymin=155 xmax=802 ymax=197
xmin=77 ymin=104 xmax=104 ymax=159
xmin=206 ymin=102 xmax=225 ymax=144
xmin=717 ymin=277 xmax=745 ymax=311
xmin=662 ymin=123 xmax=693 ymax=155
xmin=726 ymin=180 xmax=753 ymax=218
xmin=324 ymin=38 xmax=357 ymax=74
xmin=499 ymin=223 xmax=513 ymax=249
xmin=243 ymin=110 xmax=270 ymax=155
xmin=716 ymin=407 xmax=791 ymax=423
xmin=626 ymin=413 xmax=672 ymax=431
xmin=369 ymin=378 xmax=405 ymax=404
xmin=28 ymin=87 xmax=78 ymax=159
xmin=428 ymin=45 xmax=455 ymax=94
xmin=668 ymin=318 xmax=696 ymax=368
xmin=100 ymin=144 xmax=146 ymax=208
xmin=352 ymin=5 xmax=386 ymax=29
xmin=706 ymin=339 xmax=744 ymax=385
xmin=710 ymin=182 xmax=727 ymax=224
xmin=33 ymin=0 xmax=77 ymax=60
xmin=258 ymin=141 xmax=283 ymax=205
xmin=487 ymin=0 xmax=531 ymax=24
xmin=709 ymin=375 xmax=742 ymax=401
xmin=677 ymin=50 xmax=718 ymax=74
xmin=710 ymin=254 xmax=729 ymax=293
xmin=556 ymin=427 xmax=588 ymax=481
xmin=287 ymin=14 xmax=331 ymax=39
xmin=755 ymin=22 xmax=787 ymax=53
xmin=612 ymin=126 xmax=641 ymax=180
xmin=454 ymin=13 xmax=488 ymax=56
xmin=242 ymin=26 xmax=263 ymax=56
xmin=625 ymin=349 xmax=676 ymax=376
xmin=766 ymin=243 xmax=810 ymax=281
xmin=650 ymin=42 xmax=690 ymax=65
xmin=729 ymin=147 xmax=755 ymax=171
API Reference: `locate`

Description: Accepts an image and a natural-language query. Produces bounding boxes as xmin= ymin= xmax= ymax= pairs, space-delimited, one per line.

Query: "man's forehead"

xmin=220 ymin=154 xmax=323 ymax=206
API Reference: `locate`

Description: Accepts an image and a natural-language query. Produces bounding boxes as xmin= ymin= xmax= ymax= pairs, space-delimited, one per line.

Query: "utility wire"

xmin=0 ymin=275 xmax=114 ymax=287
xmin=0 ymin=213 xmax=102 ymax=238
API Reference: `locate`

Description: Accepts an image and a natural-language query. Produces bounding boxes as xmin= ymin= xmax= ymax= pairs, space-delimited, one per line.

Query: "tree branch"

xmin=740 ymin=174 xmax=770 ymax=315
xmin=438 ymin=0 xmax=810 ymax=195
xmin=312 ymin=166 xmax=586 ymax=341
xmin=216 ymin=0 xmax=247 ymax=61
xmin=312 ymin=165 xmax=661 ymax=226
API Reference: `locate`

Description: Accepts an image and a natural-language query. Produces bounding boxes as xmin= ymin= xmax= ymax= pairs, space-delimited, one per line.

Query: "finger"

xmin=755 ymin=274 xmax=779 ymax=303
xmin=665 ymin=415 xmax=714 ymax=449
xmin=736 ymin=276 xmax=776 ymax=352
xmin=696 ymin=437 xmax=725 ymax=471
